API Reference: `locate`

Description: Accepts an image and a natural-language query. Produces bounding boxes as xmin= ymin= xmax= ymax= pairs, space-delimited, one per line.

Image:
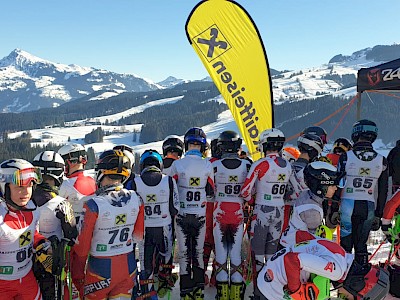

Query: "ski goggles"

xmin=0 ymin=167 xmax=43 ymax=186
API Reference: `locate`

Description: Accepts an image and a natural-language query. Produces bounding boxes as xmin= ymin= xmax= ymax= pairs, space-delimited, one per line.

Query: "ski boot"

xmin=216 ymin=281 xmax=229 ymax=300
xmin=193 ymin=286 xmax=204 ymax=300
xmin=157 ymin=272 xmax=178 ymax=298
xmin=229 ymin=282 xmax=244 ymax=300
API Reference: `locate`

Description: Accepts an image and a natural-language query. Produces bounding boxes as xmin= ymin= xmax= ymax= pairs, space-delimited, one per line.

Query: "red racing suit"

xmin=59 ymin=169 xmax=97 ymax=230
xmin=0 ymin=199 xmax=46 ymax=300
xmin=72 ymin=186 xmax=144 ymax=299
xmin=258 ymin=233 xmax=353 ymax=299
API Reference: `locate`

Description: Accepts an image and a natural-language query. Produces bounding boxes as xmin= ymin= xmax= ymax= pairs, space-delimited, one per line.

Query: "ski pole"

xmin=368 ymin=240 xmax=386 ymax=263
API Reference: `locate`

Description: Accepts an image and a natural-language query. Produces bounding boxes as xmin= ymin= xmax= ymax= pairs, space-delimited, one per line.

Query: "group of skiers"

xmin=1 ymin=119 xmax=400 ymax=300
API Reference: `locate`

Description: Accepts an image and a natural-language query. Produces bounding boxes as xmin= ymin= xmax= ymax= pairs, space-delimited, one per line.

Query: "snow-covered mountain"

xmin=0 ymin=49 xmax=161 ymax=112
xmin=1 ymin=44 xmax=398 ymax=113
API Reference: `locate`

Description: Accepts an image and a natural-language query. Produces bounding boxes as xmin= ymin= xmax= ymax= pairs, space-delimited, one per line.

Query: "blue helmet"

xmin=184 ymin=127 xmax=207 ymax=151
xmin=139 ymin=149 xmax=163 ymax=172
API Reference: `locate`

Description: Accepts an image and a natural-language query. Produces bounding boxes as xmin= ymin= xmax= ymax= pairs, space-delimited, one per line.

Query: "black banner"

xmin=357 ymin=58 xmax=400 ymax=92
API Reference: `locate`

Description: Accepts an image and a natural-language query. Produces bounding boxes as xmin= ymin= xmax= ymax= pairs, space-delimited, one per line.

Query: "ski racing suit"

xmin=72 ymin=185 xmax=144 ymax=299
xmin=170 ymin=149 xmax=214 ymax=298
xmin=204 ymin=156 xmax=219 ymax=286
xmin=258 ymin=234 xmax=353 ymax=300
xmin=280 ymin=190 xmax=324 ymax=248
xmin=240 ymin=153 xmax=295 ymax=299
xmin=59 ymin=169 xmax=97 ymax=231
xmin=212 ymin=155 xmax=251 ymax=298
xmin=0 ymin=199 xmax=46 ymax=300
xmin=131 ymin=167 xmax=179 ymax=298
xmin=162 ymin=155 xmax=178 ymax=177
xmin=338 ymin=141 xmax=388 ymax=265
xmin=282 ymin=158 xmax=309 ymax=233
xmin=33 ymin=184 xmax=78 ymax=300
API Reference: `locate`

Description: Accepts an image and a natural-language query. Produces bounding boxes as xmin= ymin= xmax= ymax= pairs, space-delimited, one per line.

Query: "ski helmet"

xmin=332 ymin=137 xmax=352 ymax=154
xmin=217 ymin=130 xmax=242 ymax=154
xmin=303 ymin=161 xmax=345 ymax=197
xmin=302 ymin=126 xmax=328 ymax=145
xmin=258 ymin=128 xmax=285 ymax=153
xmin=0 ymin=159 xmax=42 ymax=210
xmin=184 ymin=127 xmax=207 ymax=151
xmin=343 ymin=264 xmax=390 ymax=300
xmin=297 ymin=133 xmax=324 ymax=161
xmin=351 ymin=119 xmax=378 ymax=143
xmin=95 ymin=149 xmax=131 ymax=185
xmin=210 ymin=139 xmax=222 ymax=159
xmin=162 ymin=135 xmax=184 ymax=157
xmin=32 ymin=151 xmax=65 ymax=186
xmin=139 ymin=149 xmax=163 ymax=172
xmin=280 ymin=147 xmax=300 ymax=163
xmin=113 ymin=144 xmax=135 ymax=169
xmin=58 ymin=143 xmax=87 ymax=164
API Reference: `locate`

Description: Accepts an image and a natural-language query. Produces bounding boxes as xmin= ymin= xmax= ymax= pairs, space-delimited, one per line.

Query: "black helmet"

xmin=351 ymin=119 xmax=378 ymax=143
xmin=139 ymin=149 xmax=163 ymax=172
xmin=343 ymin=263 xmax=389 ymax=300
xmin=297 ymin=134 xmax=324 ymax=161
xmin=332 ymin=137 xmax=352 ymax=154
xmin=162 ymin=135 xmax=184 ymax=157
xmin=302 ymin=126 xmax=328 ymax=145
xmin=303 ymin=161 xmax=345 ymax=197
xmin=217 ymin=131 xmax=242 ymax=154
xmin=95 ymin=149 xmax=131 ymax=184
xmin=184 ymin=127 xmax=207 ymax=152
xmin=210 ymin=139 xmax=222 ymax=159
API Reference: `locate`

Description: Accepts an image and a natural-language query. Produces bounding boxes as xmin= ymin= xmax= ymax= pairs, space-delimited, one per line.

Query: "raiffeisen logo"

xmin=193 ymin=25 xmax=260 ymax=146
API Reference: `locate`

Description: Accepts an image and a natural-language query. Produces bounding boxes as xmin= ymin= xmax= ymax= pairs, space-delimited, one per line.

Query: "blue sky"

xmin=2 ymin=0 xmax=399 ymax=82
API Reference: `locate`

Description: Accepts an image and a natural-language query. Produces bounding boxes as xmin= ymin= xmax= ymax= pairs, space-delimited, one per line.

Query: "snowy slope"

xmin=0 ymin=49 xmax=161 ymax=112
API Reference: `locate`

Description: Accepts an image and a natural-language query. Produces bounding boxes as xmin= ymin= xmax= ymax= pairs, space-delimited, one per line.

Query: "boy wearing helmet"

xmin=327 ymin=137 xmax=353 ymax=167
xmin=338 ymin=119 xmax=388 ymax=268
xmin=169 ymin=127 xmax=215 ymax=300
xmin=240 ymin=128 xmax=299 ymax=300
xmin=0 ymin=159 xmax=48 ymax=299
xmin=162 ymin=135 xmax=184 ymax=176
xmin=131 ymin=149 xmax=179 ymax=299
xmin=211 ymin=130 xmax=251 ymax=300
xmin=113 ymin=144 xmax=136 ymax=186
xmin=258 ymin=233 xmax=389 ymax=300
xmin=72 ymin=149 xmax=144 ymax=299
xmin=280 ymin=161 xmax=345 ymax=248
xmin=58 ymin=143 xmax=97 ymax=230
xmin=32 ymin=151 xmax=78 ymax=299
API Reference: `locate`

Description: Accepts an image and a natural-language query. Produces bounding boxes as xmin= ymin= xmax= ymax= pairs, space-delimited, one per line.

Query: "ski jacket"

xmin=132 ymin=170 xmax=179 ymax=227
xmin=382 ymin=189 xmax=400 ymax=224
xmin=241 ymin=153 xmax=296 ymax=207
xmin=0 ymin=200 xmax=45 ymax=280
xmin=162 ymin=156 xmax=177 ymax=177
xmin=387 ymin=142 xmax=400 ymax=187
xmin=212 ymin=157 xmax=251 ymax=204
xmin=74 ymin=186 xmax=144 ymax=257
xmin=170 ymin=152 xmax=214 ymax=216
xmin=33 ymin=185 xmax=78 ymax=242
xmin=258 ymin=233 xmax=353 ymax=300
xmin=59 ymin=169 xmax=97 ymax=228
xmin=338 ymin=142 xmax=388 ymax=217
xmin=280 ymin=190 xmax=324 ymax=247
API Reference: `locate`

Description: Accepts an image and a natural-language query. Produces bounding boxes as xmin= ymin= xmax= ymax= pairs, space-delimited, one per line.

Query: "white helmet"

xmin=32 ymin=151 xmax=65 ymax=186
xmin=0 ymin=159 xmax=42 ymax=209
xmin=258 ymin=128 xmax=285 ymax=153
xmin=58 ymin=143 xmax=87 ymax=164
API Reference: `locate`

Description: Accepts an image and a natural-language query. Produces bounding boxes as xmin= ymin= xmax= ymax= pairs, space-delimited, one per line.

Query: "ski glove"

xmin=371 ymin=216 xmax=381 ymax=231
xmin=381 ymin=223 xmax=393 ymax=241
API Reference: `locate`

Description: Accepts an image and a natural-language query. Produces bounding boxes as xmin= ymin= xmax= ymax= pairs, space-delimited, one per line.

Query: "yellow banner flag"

xmin=186 ymin=0 xmax=274 ymax=161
